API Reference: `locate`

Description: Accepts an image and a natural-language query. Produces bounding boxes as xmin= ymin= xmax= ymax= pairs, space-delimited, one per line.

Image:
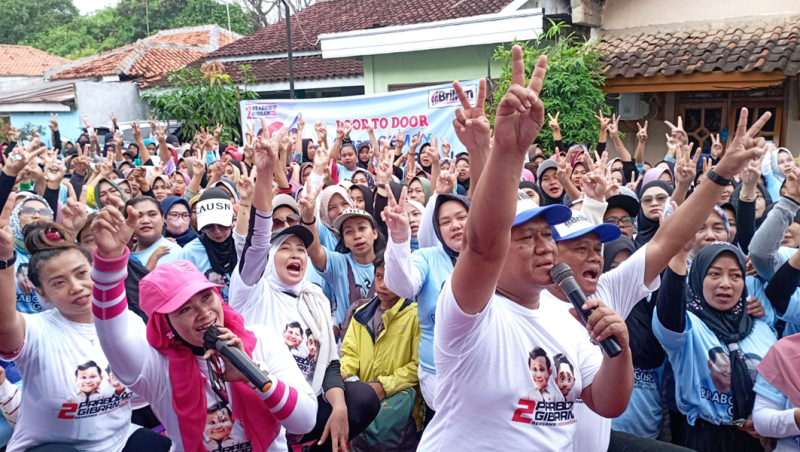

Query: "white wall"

xmin=602 ymin=0 xmax=800 ymax=30
xmin=74 ymin=81 xmax=149 ymax=127
xmin=0 ymin=76 xmax=41 ymax=92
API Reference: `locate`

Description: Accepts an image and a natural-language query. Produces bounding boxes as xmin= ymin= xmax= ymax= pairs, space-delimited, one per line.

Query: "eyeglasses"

xmin=274 ymin=214 xmax=301 ymax=228
xmin=167 ymin=212 xmax=191 ymax=221
xmin=641 ymin=194 xmax=669 ymax=205
xmin=605 ymin=216 xmax=634 ymax=227
xmin=20 ymin=206 xmax=54 ymax=219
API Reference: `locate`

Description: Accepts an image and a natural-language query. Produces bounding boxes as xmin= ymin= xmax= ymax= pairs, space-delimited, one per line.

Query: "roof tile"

xmin=207 ymin=0 xmax=514 ymax=58
xmin=0 ymin=45 xmax=69 ymax=76
xmin=49 ymin=25 xmax=240 ymax=84
xmin=599 ymin=18 xmax=800 ymax=78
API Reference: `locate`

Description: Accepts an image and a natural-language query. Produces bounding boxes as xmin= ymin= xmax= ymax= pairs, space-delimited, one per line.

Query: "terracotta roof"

xmin=0 ymin=45 xmax=69 ymax=76
xmin=208 ymin=0 xmax=515 ymax=58
xmin=147 ymin=55 xmax=363 ymax=88
xmin=598 ymin=17 xmax=800 ymax=79
xmin=48 ymin=25 xmax=241 ymax=84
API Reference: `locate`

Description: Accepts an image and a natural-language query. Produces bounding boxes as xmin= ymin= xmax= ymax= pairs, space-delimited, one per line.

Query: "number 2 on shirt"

xmin=511 ymin=399 xmax=536 ymax=423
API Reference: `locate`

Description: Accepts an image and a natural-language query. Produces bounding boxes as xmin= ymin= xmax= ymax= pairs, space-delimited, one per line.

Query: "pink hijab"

xmin=146 ymin=300 xmax=280 ymax=452
xmin=758 ymin=334 xmax=800 ymax=408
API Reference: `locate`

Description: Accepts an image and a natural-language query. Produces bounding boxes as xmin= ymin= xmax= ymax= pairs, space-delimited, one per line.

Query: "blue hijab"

xmin=161 ymin=196 xmax=199 ymax=247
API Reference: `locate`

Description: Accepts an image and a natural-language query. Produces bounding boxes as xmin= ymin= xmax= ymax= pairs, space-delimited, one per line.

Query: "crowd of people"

xmin=1 ymin=45 xmax=800 ymax=452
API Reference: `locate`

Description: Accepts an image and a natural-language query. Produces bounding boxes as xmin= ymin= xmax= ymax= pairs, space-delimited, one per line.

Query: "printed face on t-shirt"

xmin=205 ymin=408 xmax=234 ymax=441
xmin=108 ymin=370 xmax=125 ymax=392
xmin=556 ymin=362 xmax=575 ymax=396
xmin=284 ymin=326 xmax=304 ymax=348
xmin=307 ymin=334 xmax=318 ymax=359
xmin=708 ymin=351 xmax=732 ymax=394
xmin=529 ymin=356 xmax=550 ymax=391
xmin=75 ymin=367 xmax=102 ymax=394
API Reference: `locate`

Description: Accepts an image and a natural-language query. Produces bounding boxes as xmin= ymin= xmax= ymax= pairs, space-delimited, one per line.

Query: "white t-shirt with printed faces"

xmin=417 ymin=279 xmax=602 ymax=452
xmin=540 ymin=243 xmax=660 ymax=452
xmin=127 ymin=324 xmax=314 ymax=452
xmin=2 ymin=310 xmax=144 ymax=452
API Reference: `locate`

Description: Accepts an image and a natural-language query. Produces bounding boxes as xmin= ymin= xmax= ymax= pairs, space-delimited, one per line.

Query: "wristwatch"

xmin=706 ymin=169 xmax=732 ymax=186
xmin=0 ymin=252 xmax=16 ymax=270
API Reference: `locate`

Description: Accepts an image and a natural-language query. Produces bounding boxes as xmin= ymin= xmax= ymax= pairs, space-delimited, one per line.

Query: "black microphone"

xmin=550 ymin=263 xmax=622 ymax=358
xmin=204 ymin=324 xmax=273 ymax=392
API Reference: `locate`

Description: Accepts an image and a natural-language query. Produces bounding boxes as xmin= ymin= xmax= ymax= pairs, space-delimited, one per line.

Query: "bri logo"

xmin=428 ymin=84 xmax=477 ymax=109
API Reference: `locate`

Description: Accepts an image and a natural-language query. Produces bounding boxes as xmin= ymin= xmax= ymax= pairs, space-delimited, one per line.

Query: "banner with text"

xmin=239 ymin=80 xmax=480 ymax=159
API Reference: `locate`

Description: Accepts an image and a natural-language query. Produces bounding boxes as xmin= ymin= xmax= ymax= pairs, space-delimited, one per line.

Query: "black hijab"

xmin=200 ymin=233 xmax=238 ymax=276
xmin=603 ymin=236 xmax=665 ymax=369
xmin=519 ymin=181 xmax=544 ymax=205
xmin=300 ymin=138 xmax=314 ymax=163
xmin=455 ymin=155 xmax=470 ymax=193
xmin=417 ymin=143 xmax=433 ymax=175
xmin=688 ymin=242 xmax=755 ymax=421
xmin=635 ymin=181 xmax=673 ymax=246
xmin=537 ymin=167 xmax=565 ymax=206
xmin=730 ymin=182 xmax=772 ymax=228
xmin=357 ymin=143 xmax=371 ymax=170
xmin=349 ymin=184 xmax=375 ymax=216
xmin=433 ymin=194 xmax=471 ymax=260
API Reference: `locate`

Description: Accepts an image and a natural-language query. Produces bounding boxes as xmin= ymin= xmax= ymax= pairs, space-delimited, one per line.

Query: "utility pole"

xmin=145 ymin=0 xmax=150 ymax=35
xmin=280 ymin=0 xmax=295 ymax=99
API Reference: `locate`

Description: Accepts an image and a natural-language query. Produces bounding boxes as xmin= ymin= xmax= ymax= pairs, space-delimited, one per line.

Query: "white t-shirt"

xmin=125 ymin=324 xmax=315 ymax=452
xmin=541 ymin=244 xmax=660 ymax=452
xmin=229 ymin=272 xmax=320 ymax=386
xmin=2 ymin=310 xmax=144 ymax=452
xmin=417 ymin=279 xmax=602 ymax=452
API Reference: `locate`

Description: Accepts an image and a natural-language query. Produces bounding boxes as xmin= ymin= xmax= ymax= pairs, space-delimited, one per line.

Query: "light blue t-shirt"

xmin=178 ymin=238 xmax=232 ymax=302
xmin=747 ymin=276 xmax=777 ymax=333
xmin=336 ymin=164 xmax=356 ymax=182
xmin=318 ymin=225 xmax=339 ymax=251
xmin=130 ymin=236 xmax=181 ymax=268
xmin=316 ymin=251 xmax=373 ymax=326
xmin=410 ymin=245 xmax=454 ymax=375
xmin=14 ymin=247 xmax=42 ymax=314
xmin=765 ymin=171 xmax=784 ymax=203
xmin=653 ymin=309 xmax=776 ymax=426
xmin=612 ymin=364 xmax=664 ymax=439
xmin=754 ymin=374 xmax=800 ymax=451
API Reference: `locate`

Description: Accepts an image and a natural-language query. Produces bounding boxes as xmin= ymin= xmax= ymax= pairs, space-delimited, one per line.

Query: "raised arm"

xmin=91 ymin=203 xmax=149 ymax=384
xmin=634 ymin=121 xmax=647 ymax=164
xmin=452 ymin=79 xmax=490 ymax=199
xmin=132 ymin=120 xmax=150 ymax=164
xmin=607 ymin=114 xmax=632 ymax=162
xmin=556 ymin=147 xmax=582 ymax=202
xmin=49 ymin=114 xmax=61 ymax=152
xmin=0 ymin=194 xmax=25 ymax=356
xmin=383 ymin=186 xmax=424 ymax=298
xmin=751 ymin=171 xmax=800 ymax=280
xmin=671 ymin=139 xmax=700 ymax=206
xmin=298 ymin=180 xmax=326 ymax=271
xmin=644 ymin=108 xmax=773 ymax=286
xmin=736 ymin=154 xmax=764 ymax=253
xmin=655 ymin=244 xmax=690 ymax=333
xmin=236 ymin=120 xmax=280 ymax=286
xmin=155 ymin=122 xmax=172 ymax=166
xmin=452 ymin=47 xmax=547 ymax=315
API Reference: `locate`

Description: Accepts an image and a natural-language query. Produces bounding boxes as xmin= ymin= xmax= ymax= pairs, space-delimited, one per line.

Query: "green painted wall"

xmin=364 ymin=44 xmax=505 ymax=94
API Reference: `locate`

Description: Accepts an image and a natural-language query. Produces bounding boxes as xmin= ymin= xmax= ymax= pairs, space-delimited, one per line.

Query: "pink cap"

xmin=139 ymin=260 xmax=222 ymax=317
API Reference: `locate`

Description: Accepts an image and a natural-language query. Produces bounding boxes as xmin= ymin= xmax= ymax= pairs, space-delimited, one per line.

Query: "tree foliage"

xmin=491 ymin=22 xmax=612 ymax=155
xmin=0 ymin=0 xmax=79 ymax=46
xmin=141 ymin=64 xmax=259 ymax=145
xmin=18 ymin=0 xmax=252 ymax=60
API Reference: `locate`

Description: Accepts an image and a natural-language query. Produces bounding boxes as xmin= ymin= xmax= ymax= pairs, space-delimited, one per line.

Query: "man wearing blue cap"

xmin=418 ymin=45 xmax=634 ymax=452
xmin=540 ymin=104 xmax=777 ymax=452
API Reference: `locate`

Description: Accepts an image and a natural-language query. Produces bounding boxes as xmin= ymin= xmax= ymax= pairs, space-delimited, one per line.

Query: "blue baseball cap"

xmin=513 ymin=191 xmax=572 ymax=227
xmin=553 ymin=211 xmax=621 ymax=242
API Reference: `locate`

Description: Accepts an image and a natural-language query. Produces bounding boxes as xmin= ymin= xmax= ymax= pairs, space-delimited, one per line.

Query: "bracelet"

xmin=300 ymin=216 xmax=316 ymax=226
xmin=739 ymin=193 xmax=756 ymax=202
xmin=0 ymin=252 xmax=16 ymax=270
xmin=706 ymin=169 xmax=732 ymax=187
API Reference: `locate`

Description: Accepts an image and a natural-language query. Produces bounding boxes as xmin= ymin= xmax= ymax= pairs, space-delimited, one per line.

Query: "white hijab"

xmin=266 ymin=234 xmax=338 ymax=395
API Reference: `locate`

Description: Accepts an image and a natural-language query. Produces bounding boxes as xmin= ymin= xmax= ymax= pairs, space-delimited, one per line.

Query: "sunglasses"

xmin=203 ymin=224 xmax=231 ymax=233
xmin=641 ymin=194 xmax=669 ymax=205
xmin=274 ymin=214 xmax=301 ymax=228
xmin=20 ymin=206 xmax=54 ymax=219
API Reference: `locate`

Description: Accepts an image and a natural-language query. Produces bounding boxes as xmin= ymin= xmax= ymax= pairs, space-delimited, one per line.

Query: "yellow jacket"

xmin=341 ymin=297 xmax=422 ymax=427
